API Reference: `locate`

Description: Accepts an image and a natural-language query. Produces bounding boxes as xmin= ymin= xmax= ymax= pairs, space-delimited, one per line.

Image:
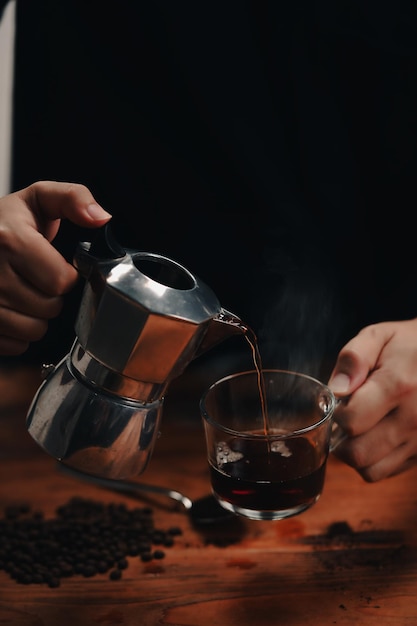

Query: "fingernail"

xmin=329 ymin=373 xmax=351 ymax=394
xmin=87 ymin=203 xmax=112 ymax=221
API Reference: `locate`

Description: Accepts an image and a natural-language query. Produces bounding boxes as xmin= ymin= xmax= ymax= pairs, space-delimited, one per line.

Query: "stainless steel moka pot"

xmin=26 ymin=224 xmax=244 ymax=479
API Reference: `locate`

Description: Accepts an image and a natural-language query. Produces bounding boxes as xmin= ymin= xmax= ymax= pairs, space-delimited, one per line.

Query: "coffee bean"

xmin=109 ymin=568 xmax=122 ymax=580
xmin=153 ymin=550 xmax=165 ymax=560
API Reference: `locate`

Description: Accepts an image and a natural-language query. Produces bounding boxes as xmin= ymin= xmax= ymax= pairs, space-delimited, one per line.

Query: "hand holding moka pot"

xmin=26 ymin=225 xmax=244 ymax=479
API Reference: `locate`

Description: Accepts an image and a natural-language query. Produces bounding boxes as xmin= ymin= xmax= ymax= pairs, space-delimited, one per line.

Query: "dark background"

xmin=2 ymin=1 xmax=417 ymax=381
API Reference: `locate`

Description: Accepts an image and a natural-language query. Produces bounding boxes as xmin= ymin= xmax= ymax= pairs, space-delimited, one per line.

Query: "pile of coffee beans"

xmin=0 ymin=496 xmax=182 ymax=587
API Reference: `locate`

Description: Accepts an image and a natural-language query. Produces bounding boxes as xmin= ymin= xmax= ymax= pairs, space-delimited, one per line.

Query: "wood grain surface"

xmin=0 ymin=365 xmax=417 ymax=626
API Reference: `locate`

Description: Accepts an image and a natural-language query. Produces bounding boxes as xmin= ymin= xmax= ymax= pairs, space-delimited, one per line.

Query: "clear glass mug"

xmin=200 ymin=369 xmax=341 ymax=521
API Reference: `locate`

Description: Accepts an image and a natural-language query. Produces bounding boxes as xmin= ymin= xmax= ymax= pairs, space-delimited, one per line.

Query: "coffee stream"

xmin=226 ymin=318 xmax=270 ymax=437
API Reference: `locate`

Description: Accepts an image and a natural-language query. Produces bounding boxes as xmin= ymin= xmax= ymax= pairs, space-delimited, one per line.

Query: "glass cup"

xmin=200 ymin=369 xmax=337 ymax=521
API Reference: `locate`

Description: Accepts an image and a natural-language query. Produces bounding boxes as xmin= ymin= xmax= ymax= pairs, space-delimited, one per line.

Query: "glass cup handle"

xmin=329 ymin=397 xmax=349 ymax=452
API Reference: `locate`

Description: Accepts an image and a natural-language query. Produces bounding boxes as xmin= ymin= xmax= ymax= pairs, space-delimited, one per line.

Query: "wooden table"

xmin=1 ymin=364 xmax=417 ymax=625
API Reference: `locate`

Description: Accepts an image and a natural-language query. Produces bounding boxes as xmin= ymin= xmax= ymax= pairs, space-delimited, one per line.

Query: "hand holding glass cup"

xmin=200 ymin=369 xmax=341 ymax=521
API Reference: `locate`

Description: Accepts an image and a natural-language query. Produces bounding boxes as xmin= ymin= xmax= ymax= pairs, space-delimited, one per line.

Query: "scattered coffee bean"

xmin=109 ymin=568 xmax=122 ymax=581
xmin=0 ymin=497 xmax=181 ymax=587
xmin=153 ymin=550 xmax=165 ymax=560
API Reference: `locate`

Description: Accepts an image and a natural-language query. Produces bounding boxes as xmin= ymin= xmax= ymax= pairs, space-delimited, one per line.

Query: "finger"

xmin=0 ymin=308 xmax=49 ymax=344
xmin=332 ymin=405 xmax=403 ymax=467
xmin=0 ymin=335 xmax=31 ymax=356
xmin=0 ymin=289 xmax=64 ymax=320
xmin=0 ymin=265 xmax=65 ymax=317
xmin=9 ymin=229 xmax=80 ymax=297
xmin=355 ymin=439 xmax=417 ymax=483
xmin=381 ymin=449 xmax=417 ymax=480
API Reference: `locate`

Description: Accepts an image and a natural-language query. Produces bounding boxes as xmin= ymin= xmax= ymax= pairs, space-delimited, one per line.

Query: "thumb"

xmin=328 ymin=340 xmax=374 ymax=397
xmin=20 ymin=181 xmax=112 ymax=240
xmin=328 ymin=324 xmax=395 ymax=397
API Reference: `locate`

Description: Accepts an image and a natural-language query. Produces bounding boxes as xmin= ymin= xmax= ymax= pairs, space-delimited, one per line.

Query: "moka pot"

xmin=26 ymin=225 xmax=244 ymax=479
